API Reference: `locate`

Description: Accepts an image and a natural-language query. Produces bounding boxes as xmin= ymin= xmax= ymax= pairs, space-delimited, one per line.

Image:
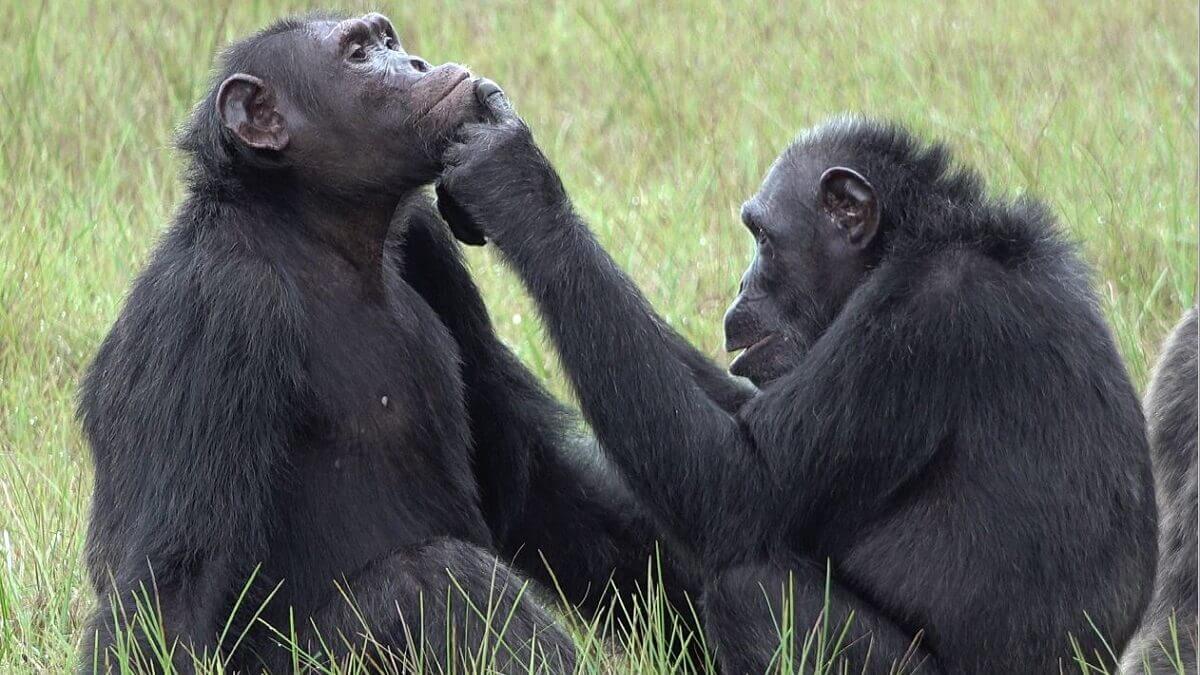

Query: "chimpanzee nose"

xmin=408 ymin=57 xmax=431 ymax=73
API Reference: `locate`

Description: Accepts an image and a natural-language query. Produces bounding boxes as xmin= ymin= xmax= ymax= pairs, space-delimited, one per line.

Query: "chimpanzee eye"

xmin=348 ymin=44 xmax=367 ymax=62
xmin=384 ymin=36 xmax=399 ymax=51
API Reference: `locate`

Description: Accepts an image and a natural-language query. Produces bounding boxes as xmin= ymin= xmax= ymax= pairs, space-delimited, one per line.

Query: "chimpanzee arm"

xmin=393 ymin=196 xmax=700 ymax=608
xmin=438 ymin=131 xmax=776 ymax=569
xmin=741 ymin=255 xmax=1016 ymax=532
xmin=391 ymin=196 xmax=538 ymax=538
xmin=79 ymin=244 xmax=308 ymax=673
xmin=411 ymin=188 xmax=751 ymax=418
xmin=663 ymin=327 xmax=757 ymax=413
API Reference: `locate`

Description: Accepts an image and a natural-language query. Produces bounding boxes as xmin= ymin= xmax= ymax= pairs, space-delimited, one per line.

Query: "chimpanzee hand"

xmin=436 ymin=80 xmax=569 ymax=247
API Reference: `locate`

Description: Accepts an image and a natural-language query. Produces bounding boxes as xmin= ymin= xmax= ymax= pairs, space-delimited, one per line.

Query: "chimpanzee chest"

xmin=310 ymin=291 xmax=466 ymax=455
xmin=273 ymin=272 xmax=488 ymax=585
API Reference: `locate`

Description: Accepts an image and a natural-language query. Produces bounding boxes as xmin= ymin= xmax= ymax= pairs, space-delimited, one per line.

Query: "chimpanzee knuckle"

xmin=499 ymin=121 xmax=530 ymax=145
xmin=476 ymin=127 xmax=525 ymax=164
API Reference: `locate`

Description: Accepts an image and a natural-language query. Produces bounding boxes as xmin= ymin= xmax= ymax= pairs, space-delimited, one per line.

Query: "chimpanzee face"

xmin=723 ymin=150 xmax=881 ymax=388
xmin=215 ymin=13 xmax=483 ymax=196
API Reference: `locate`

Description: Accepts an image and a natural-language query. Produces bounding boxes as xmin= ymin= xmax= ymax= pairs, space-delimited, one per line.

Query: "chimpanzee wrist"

xmin=485 ymin=186 xmax=577 ymax=247
xmin=490 ymin=203 xmax=593 ymax=288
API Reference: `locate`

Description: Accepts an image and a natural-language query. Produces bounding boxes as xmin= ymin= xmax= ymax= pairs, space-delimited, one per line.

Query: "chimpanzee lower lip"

xmin=728 ymin=336 xmax=774 ymax=376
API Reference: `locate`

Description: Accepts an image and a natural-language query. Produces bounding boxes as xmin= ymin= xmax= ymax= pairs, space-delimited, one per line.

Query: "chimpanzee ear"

xmin=819 ymin=166 xmax=879 ymax=248
xmin=216 ymin=74 xmax=290 ymax=152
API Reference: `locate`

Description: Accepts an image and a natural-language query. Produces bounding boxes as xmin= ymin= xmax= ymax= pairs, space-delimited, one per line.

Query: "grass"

xmin=0 ymin=0 xmax=1195 ymax=672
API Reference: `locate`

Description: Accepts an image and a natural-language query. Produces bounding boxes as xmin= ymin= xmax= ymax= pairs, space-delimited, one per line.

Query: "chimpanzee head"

xmin=181 ymin=13 xmax=482 ymax=198
xmin=723 ymin=118 xmax=969 ymax=387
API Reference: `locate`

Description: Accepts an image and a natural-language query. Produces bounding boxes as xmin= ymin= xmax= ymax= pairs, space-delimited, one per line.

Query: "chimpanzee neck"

xmin=302 ymin=194 xmax=396 ymax=277
xmin=257 ymin=184 xmax=410 ymax=295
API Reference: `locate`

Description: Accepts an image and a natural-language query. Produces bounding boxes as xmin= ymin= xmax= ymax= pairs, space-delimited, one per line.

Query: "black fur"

xmin=79 ymin=15 xmax=693 ymax=673
xmin=437 ymin=114 xmax=1158 ymax=673
xmin=1123 ymin=307 xmax=1198 ymax=673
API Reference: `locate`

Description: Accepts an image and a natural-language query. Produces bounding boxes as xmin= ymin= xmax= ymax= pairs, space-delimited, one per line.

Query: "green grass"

xmin=0 ymin=0 xmax=1195 ymax=672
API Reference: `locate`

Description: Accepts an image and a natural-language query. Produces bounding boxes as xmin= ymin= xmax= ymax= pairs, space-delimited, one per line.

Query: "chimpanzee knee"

xmin=290 ymin=538 xmax=575 ymax=674
xmin=702 ymin=559 xmax=938 ymax=675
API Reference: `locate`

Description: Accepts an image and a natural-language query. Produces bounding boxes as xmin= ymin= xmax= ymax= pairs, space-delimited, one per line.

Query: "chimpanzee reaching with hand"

xmin=436 ymin=98 xmax=1158 ymax=673
xmin=79 ymin=13 xmax=705 ymax=674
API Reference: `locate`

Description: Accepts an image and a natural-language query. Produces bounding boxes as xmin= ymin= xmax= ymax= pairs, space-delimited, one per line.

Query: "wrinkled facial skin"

xmin=722 ymin=154 xmax=874 ymax=387
xmin=282 ymin=14 xmax=481 ymax=194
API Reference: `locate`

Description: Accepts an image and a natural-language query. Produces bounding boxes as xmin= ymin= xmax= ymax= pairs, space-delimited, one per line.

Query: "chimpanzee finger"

xmin=435 ymin=181 xmax=487 ymax=246
xmin=473 ymin=78 xmax=517 ymax=124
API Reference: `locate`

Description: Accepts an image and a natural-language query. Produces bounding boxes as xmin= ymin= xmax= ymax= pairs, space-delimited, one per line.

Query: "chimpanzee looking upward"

xmin=78 ymin=14 xmax=702 ymax=674
xmin=437 ymin=109 xmax=1158 ymax=673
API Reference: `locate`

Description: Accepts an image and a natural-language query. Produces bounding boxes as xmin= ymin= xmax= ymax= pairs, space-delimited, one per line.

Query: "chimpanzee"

xmin=436 ymin=107 xmax=1159 ymax=673
xmin=78 ymin=14 xmax=703 ymax=674
xmin=1122 ymin=308 xmax=1197 ymax=673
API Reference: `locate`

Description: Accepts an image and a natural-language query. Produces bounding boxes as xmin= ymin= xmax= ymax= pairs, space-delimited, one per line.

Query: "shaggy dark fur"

xmin=1123 ymin=307 xmax=1198 ymax=674
xmin=78 ymin=14 xmax=696 ymax=673
xmin=437 ymin=110 xmax=1158 ymax=673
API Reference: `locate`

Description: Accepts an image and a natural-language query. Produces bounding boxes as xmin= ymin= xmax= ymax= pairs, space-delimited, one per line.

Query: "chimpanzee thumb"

xmin=474 ymin=78 xmax=517 ymax=125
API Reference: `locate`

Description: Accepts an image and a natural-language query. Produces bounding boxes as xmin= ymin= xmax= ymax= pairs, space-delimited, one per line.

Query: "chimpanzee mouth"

xmin=727 ymin=333 xmax=774 ymax=355
xmin=728 ymin=334 xmax=774 ymax=368
xmin=728 ymin=334 xmax=781 ymax=383
xmin=414 ymin=71 xmax=473 ymax=122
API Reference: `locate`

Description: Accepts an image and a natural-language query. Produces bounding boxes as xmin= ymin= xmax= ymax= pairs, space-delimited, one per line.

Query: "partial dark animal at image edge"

xmin=438 ymin=107 xmax=1159 ymax=673
xmin=1122 ymin=307 xmax=1198 ymax=674
xmin=75 ymin=13 xmax=700 ymax=674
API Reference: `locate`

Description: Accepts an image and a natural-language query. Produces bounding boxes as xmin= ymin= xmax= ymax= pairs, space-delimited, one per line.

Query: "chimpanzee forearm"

xmin=395 ymin=198 xmax=537 ymax=534
xmin=406 ymin=192 xmax=751 ymax=417
xmin=396 ymin=199 xmax=701 ymax=609
xmin=459 ymin=334 xmax=705 ymax=621
xmin=502 ymin=433 xmax=705 ymax=616
xmin=397 ymin=199 xmax=586 ymax=546
xmin=468 ymin=194 xmax=774 ymax=568
xmin=663 ymin=327 xmax=756 ymax=413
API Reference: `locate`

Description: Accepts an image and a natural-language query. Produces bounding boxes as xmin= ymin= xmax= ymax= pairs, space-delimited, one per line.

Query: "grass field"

xmin=0 ymin=0 xmax=1196 ymax=672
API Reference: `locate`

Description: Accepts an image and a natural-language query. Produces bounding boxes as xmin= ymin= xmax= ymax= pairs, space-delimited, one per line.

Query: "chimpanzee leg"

xmin=275 ymin=539 xmax=575 ymax=674
xmin=702 ymin=558 xmax=939 ymax=675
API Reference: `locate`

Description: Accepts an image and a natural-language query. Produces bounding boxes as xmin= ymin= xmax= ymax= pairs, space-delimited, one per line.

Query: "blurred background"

xmin=0 ymin=0 xmax=1196 ymax=670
